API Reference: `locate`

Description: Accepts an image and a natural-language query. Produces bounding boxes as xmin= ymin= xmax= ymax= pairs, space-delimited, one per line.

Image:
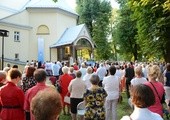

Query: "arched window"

xmin=76 ymin=38 xmax=92 ymax=48
xmin=37 ymin=25 xmax=50 ymax=35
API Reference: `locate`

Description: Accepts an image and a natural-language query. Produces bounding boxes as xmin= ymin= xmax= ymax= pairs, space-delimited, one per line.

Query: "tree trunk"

xmin=164 ymin=41 xmax=170 ymax=63
xmin=164 ymin=26 xmax=170 ymax=63
xmin=133 ymin=43 xmax=138 ymax=61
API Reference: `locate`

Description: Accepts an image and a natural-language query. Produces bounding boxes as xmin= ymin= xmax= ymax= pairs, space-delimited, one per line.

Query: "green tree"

xmin=113 ymin=0 xmax=139 ymax=61
xmin=53 ymin=0 xmax=57 ymax=2
xmin=76 ymin=0 xmax=112 ymax=60
xmin=76 ymin=0 xmax=100 ymax=35
xmin=129 ymin=0 xmax=170 ymax=62
xmin=110 ymin=9 xmax=119 ymax=60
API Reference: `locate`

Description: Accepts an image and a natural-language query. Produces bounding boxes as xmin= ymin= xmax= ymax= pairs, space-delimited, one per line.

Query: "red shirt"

xmin=59 ymin=74 xmax=73 ymax=104
xmin=24 ymin=82 xmax=48 ymax=120
xmin=73 ymin=65 xmax=79 ymax=71
xmin=145 ymin=81 xmax=164 ymax=116
xmin=0 ymin=82 xmax=25 ymax=120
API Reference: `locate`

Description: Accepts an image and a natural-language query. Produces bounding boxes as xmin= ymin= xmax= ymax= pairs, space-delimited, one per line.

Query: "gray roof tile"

xmin=51 ymin=24 xmax=85 ymax=47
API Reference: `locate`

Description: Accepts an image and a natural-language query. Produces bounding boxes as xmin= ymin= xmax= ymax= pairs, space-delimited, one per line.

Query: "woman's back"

xmin=0 ymin=82 xmax=25 ymax=120
xmin=84 ymin=87 xmax=107 ymax=120
xmin=145 ymin=81 xmax=164 ymax=116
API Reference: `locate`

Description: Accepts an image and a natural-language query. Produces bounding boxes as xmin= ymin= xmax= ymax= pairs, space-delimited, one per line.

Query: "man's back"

xmin=125 ymin=67 xmax=134 ymax=81
xmin=24 ymin=83 xmax=48 ymax=120
xmin=24 ymin=69 xmax=48 ymax=120
xmin=52 ymin=64 xmax=60 ymax=76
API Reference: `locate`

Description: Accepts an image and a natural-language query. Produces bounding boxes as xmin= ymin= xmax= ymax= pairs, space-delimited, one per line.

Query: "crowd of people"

xmin=0 ymin=60 xmax=169 ymax=120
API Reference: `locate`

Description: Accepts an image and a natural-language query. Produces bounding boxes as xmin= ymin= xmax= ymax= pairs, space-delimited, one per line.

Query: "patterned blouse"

xmin=84 ymin=87 xmax=107 ymax=120
xmin=21 ymin=76 xmax=37 ymax=92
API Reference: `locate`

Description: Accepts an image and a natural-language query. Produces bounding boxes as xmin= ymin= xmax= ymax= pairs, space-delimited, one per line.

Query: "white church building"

xmin=0 ymin=0 xmax=95 ymax=69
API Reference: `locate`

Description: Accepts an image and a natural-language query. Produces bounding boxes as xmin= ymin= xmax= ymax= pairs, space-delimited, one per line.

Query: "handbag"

xmin=56 ymin=83 xmax=62 ymax=93
xmin=150 ymin=82 xmax=165 ymax=104
xmin=118 ymin=95 xmax=123 ymax=103
xmin=56 ymin=77 xmax=62 ymax=93
xmin=64 ymin=96 xmax=70 ymax=104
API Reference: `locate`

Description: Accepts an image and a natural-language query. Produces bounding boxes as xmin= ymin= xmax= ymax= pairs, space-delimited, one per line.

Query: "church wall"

xmin=0 ymin=25 xmax=30 ymax=63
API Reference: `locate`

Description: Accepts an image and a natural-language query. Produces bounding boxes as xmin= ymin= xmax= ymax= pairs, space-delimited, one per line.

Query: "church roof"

xmin=50 ymin=24 xmax=85 ymax=47
xmin=0 ymin=0 xmax=29 ymax=19
xmin=26 ymin=0 xmax=78 ymax=15
xmin=0 ymin=0 xmax=78 ymax=19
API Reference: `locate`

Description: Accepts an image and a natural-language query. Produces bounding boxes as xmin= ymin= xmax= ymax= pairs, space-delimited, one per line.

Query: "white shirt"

xmin=105 ymin=64 xmax=110 ymax=70
xmin=52 ymin=63 xmax=60 ymax=76
xmin=96 ymin=67 xmax=107 ymax=81
xmin=83 ymin=73 xmax=92 ymax=89
xmin=69 ymin=56 xmax=73 ymax=66
xmin=115 ymin=69 xmax=122 ymax=79
xmin=79 ymin=67 xmax=87 ymax=78
xmin=121 ymin=106 xmax=163 ymax=120
xmin=102 ymin=75 xmax=120 ymax=100
xmin=45 ymin=62 xmax=52 ymax=70
xmin=142 ymin=67 xmax=148 ymax=78
xmin=68 ymin=78 xmax=86 ymax=98
xmin=131 ymin=77 xmax=147 ymax=86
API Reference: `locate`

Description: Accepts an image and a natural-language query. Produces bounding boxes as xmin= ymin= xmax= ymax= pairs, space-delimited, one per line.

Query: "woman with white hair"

xmin=131 ymin=66 xmax=147 ymax=88
xmin=59 ymin=66 xmax=73 ymax=115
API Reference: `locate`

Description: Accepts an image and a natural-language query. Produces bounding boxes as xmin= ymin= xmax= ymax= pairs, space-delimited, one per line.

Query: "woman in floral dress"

xmin=84 ymin=74 xmax=107 ymax=120
xmin=21 ymin=66 xmax=36 ymax=93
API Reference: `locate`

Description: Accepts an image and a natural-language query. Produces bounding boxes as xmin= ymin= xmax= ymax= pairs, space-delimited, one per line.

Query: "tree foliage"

xmin=113 ymin=0 xmax=170 ymax=62
xmin=128 ymin=0 xmax=170 ymax=62
xmin=112 ymin=0 xmax=139 ymax=61
xmin=76 ymin=0 xmax=112 ymax=60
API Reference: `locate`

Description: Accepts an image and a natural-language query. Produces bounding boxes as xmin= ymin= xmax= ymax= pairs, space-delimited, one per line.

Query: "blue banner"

xmin=38 ymin=37 xmax=44 ymax=63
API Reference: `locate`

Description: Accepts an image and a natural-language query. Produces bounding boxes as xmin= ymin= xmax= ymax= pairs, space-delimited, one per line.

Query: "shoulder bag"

xmin=150 ymin=82 xmax=165 ymax=104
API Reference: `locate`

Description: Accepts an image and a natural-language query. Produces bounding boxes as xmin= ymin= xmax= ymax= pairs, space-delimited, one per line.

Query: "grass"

xmin=117 ymin=92 xmax=132 ymax=119
xmin=59 ymin=92 xmax=132 ymax=120
xmin=59 ymin=115 xmax=71 ymax=120
xmin=59 ymin=92 xmax=169 ymax=120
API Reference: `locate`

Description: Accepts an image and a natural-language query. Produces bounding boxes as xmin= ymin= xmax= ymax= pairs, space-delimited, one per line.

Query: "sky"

xmin=65 ymin=0 xmax=119 ymax=10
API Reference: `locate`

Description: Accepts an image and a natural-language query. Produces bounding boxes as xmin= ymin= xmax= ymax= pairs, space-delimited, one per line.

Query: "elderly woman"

xmin=69 ymin=67 xmax=76 ymax=79
xmin=130 ymin=66 xmax=147 ymax=88
xmin=144 ymin=65 xmax=165 ymax=117
xmin=84 ymin=74 xmax=107 ymax=120
xmin=121 ymin=84 xmax=163 ymax=120
xmin=31 ymin=88 xmax=62 ymax=120
xmin=59 ymin=66 xmax=73 ymax=115
xmin=0 ymin=68 xmax=25 ymax=120
xmin=21 ymin=66 xmax=36 ymax=92
xmin=128 ymin=66 xmax=147 ymax=108
xmin=68 ymin=71 xmax=86 ymax=120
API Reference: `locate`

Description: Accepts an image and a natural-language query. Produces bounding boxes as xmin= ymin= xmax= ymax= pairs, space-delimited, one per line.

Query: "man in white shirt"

xmin=102 ymin=66 xmax=120 ymax=120
xmin=52 ymin=62 xmax=60 ymax=79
